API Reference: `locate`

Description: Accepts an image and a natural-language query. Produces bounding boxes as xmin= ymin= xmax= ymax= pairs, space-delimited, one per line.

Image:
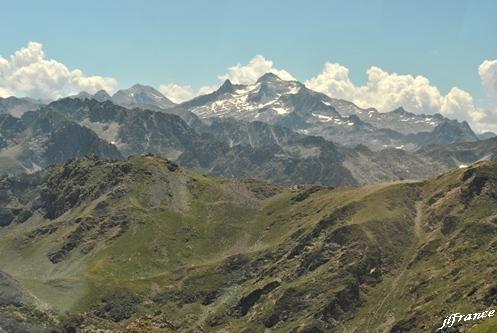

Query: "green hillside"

xmin=1 ymin=156 xmax=496 ymax=332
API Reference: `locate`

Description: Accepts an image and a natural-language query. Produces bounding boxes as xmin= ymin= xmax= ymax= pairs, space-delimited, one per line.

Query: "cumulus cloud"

xmin=159 ymin=55 xmax=294 ymax=102
xmin=160 ymin=54 xmax=497 ymax=132
xmin=441 ymin=87 xmax=485 ymax=123
xmin=218 ymin=54 xmax=295 ymax=84
xmin=159 ymin=84 xmax=195 ymax=103
xmin=479 ymin=59 xmax=497 ymax=101
xmin=159 ymin=83 xmax=217 ymax=103
xmin=305 ymin=62 xmax=490 ymax=129
xmin=306 ymin=63 xmax=443 ymax=114
xmin=4 ymin=43 xmax=493 ymax=132
xmin=473 ymin=59 xmax=497 ymax=132
xmin=303 ymin=62 xmax=357 ymax=102
xmin=0 ymin=87 xmax=12 ymax=98
xmin=0 ymin=42 xmax=117 ymax=99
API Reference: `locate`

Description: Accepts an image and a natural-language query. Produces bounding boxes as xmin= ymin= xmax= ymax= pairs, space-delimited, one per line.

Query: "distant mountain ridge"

xmin=181 ymin=73 xmax=478 ymax=151
xmin=0 ymin=75 xmax=493 ymax=188
xmin=0 ymin=96 xmax=44 ymax=117
xmin=1 ymin=83 xmax=176 ymax=119
xmin=2 ymin=75 xmax=481 ymax=152
xmin=1 ymin=98 xmax=496 ymax=188
xmin=74 ymin=84 xmax=176 ymax=111
xmin=112 ymin=84 xmax=176 ymax=110
xmin=0 ymin=109 xmax=122 ymax=173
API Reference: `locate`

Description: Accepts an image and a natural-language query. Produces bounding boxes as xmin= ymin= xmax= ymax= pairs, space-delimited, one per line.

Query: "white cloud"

xmin=159 ymin=54 xmax=294 ymax=103
xmin=218 ymin=54 xmax=295 ymax=84
xmin=473 ymin=59 xmax=497 ymax=132
xmin=0 ymin=87 xmax=12 ymax=98
xmin=159 ymin=83 xmax=217 ymax=103
xmin=441 ymin=87 xmax=485 ymax=123
xmin=305 ymin=62 xmax=490 ymax=129
xmin=479 ymin=59 xmax=497 ymax=101
xmin=159 ymin=84 xmax=195 ymax=103
xmin=198 ymin=85 xmax=218 ymax=95
xmin=0 ymin=42 xmax=117 ymax=99
xmin=159 ymin=55 xmax=497 ymax=132
xmin=306 ymin=63 xmax=446 ymax=114
xmin=3 ymin=43 xmax=493 ymax=132
xmin=303 ymin=62 xmax=356 ymax=102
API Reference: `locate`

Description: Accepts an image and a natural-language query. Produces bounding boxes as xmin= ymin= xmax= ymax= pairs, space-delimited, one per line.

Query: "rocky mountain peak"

xmin=390 ymin=107 xmax=409 ymax=115
xmin=256 ymin=72 xmax=282 ymax=83
xmin=74 ymin=91 xmax=92 ymax=99
xmin=93 ymin=89 xmax=112 ymax=102
xmin=111 ymin=84 xmax=175 ymax=110
xmin=218 ymin=79 xmax=235 ymax=94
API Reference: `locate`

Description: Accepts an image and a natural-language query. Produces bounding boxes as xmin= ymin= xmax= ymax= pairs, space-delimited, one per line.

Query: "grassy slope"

xmin=1 ymin=157 xmax=497 ymax=332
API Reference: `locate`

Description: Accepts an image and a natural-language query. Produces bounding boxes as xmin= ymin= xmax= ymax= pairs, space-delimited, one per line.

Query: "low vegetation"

xmin=1 ymin=156 xmax=496 ymax=332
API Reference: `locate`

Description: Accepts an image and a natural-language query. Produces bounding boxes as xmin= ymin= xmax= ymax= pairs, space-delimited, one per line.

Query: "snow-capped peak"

xmin=111 ymin=84 xmax=175 ymax=110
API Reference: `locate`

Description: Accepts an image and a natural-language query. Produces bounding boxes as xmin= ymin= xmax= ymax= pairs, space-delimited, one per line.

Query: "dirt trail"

xmin=414 ymin=201 xmax=424 ymax=240
xmin=365 ymin=201 xmax=424 ymax=332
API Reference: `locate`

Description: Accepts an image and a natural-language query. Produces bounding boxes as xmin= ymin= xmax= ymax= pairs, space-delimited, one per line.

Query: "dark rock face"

xmin=231 ymin=281 xmax=280 ymax=317
xmin=0 ymin=114 xmax=27 ymax=138
xmin=166 ymin=161 xmax=178 ymax=172
xmin=93 ymin=290 xmax=142 ymax=322
xmin=291 ymin=185 xmax=322 ymax=202
xmin=0 ymin=208 xmax=15 ymax=227
xmin=263 ymin=288 xmax=309 ymax=328
xmin=45 ymin=98 xmax=200 ymax=159
xmin=45 ymin=123 xmax=122 ymax=165
xmin=41 ymin=157 xmax=127 ymax=219
xmin=0 ymin=207 xmax=31 ymax=227
xmin=318 ymin=282 xmax=361 ymax=325
xmin=408 ymin=120 xmax=478 ymax=146
xmin=0 ymin=108 xmax=122 ymax=176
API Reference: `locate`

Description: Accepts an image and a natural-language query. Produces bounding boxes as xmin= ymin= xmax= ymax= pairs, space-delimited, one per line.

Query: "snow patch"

xmin=272 ymin=107 xmax=289 ymax=115
xmin=312 ymin=113 xmax=333 ymax=122
xmin=287 ymin=86 xmax=301 ymax=94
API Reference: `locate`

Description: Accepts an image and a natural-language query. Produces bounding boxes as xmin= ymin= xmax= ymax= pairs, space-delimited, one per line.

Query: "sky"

xmin=1 ymin=0 xmax=497 ymax=131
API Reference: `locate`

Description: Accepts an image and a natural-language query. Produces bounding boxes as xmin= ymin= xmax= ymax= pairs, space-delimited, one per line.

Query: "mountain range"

xmin=0 ymin=96 xmax=44 ymax=118
xmin=1 ymin=93 xmax=497 ymax=188
xmin=181 ymin=73 xmax=481 ymax=151
xmin=74 ymin=84 xmax=176 ymax=110
xmin=1 ymin=73 xmax=492 ymax=154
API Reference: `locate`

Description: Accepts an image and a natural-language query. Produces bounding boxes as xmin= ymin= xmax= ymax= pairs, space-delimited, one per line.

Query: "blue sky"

xmin=0 ymin=0 xmax=494 ymax=93
xmin=1 ymin=0 xmax=497 ymax=130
